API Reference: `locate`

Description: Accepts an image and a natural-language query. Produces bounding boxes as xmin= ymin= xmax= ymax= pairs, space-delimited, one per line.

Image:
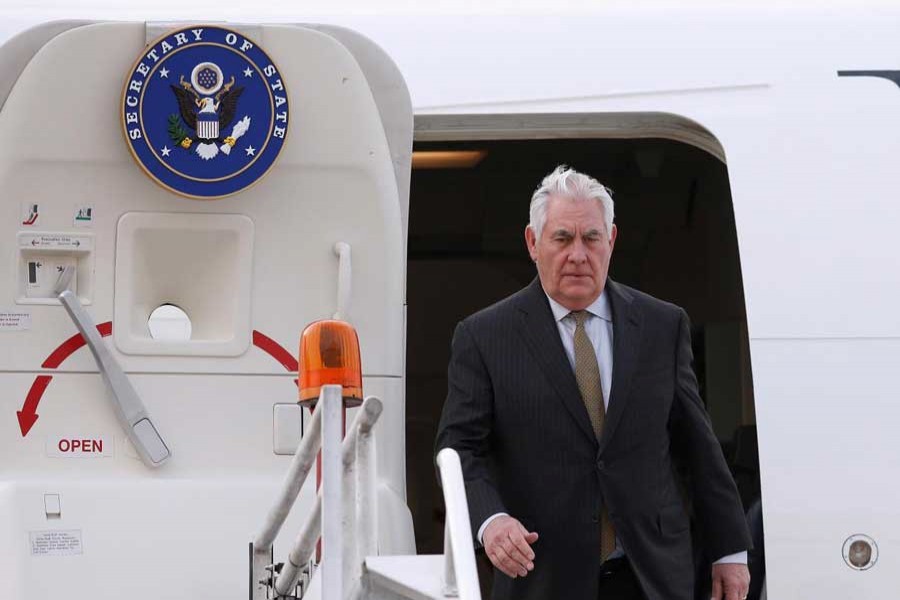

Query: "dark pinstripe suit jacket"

xmin=435 ymin=278 xmax=751 ymax=600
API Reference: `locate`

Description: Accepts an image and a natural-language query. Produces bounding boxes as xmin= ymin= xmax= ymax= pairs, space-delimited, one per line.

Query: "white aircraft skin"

xmin=1 ymin=6 xmax=899 ymax=599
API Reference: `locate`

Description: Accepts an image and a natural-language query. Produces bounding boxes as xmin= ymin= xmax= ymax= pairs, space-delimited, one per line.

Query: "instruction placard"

xmin=18 ymin=233 xmax=91 ymax=251
xmin=29 ymin=530 xmax=83 ymax=556
xmin=0 ymin=311 xmax=31 ymax=331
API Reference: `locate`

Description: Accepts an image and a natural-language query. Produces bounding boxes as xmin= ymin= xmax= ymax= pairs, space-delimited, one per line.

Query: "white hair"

xmin=529 ymin=165 xmax=615 ymax=239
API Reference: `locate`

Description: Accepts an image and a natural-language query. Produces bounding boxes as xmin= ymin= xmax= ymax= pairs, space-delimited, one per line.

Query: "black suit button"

xmin=591 ymin=515 xmax=599 ymax=523
xmin=596 ymin=460 xmax=605 ymax=471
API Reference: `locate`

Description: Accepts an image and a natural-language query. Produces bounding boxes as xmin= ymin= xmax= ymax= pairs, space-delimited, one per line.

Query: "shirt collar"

xmin=545 ymin=289 xmax=612 ymax=323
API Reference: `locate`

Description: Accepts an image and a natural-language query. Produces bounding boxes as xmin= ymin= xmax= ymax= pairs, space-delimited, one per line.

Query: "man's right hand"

xmin=482 ymin=515 xmax=539 ymax=578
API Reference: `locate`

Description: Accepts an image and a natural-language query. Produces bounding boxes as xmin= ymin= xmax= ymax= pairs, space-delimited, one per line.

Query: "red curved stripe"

xmin=22 ymin=375 xmax=53 ymax=413
xmin=42 ymin=322 xmax=113 ymax=369
xmin=16 ymin=374 xmax=52 ymax=436
xmin=20 ymin=325 xmax=296 ymax=439
xmin=253 ymin=330 xmax=298 ymax=372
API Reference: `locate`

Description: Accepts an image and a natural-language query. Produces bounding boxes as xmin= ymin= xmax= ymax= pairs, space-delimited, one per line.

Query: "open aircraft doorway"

xmin=405 ymin=116 xmax=762 ymax=599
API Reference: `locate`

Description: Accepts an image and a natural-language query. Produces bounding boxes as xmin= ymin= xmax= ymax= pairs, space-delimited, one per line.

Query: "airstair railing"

xmin=251 ymin=384 xmax=382 ymax=600
xmin=436 ymin=448 xmax=482 ymax=600
xmin=320 ymin=385 xmax=344 ymax=599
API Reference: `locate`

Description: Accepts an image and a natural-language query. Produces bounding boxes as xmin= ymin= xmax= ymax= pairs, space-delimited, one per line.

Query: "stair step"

xmin=365 ymin=555 xmax=449 ymax=600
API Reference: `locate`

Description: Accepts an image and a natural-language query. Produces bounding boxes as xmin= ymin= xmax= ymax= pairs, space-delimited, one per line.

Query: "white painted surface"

xmin=114 ymin=212 xmax=254 ymax=357
xmin=0 ymin=22 xmax=405 ymax=376
xmin=272 ymin=403 xmax=304 ymax=455
xmin=0 ymin=20 xmax=412 ymax=600
xmin=366 ymin=555 xmax=447 ymax=600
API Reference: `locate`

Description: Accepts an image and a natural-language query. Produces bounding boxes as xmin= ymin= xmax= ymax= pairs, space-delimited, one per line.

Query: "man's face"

xmin=525 ymin=195 xmax=617 ymax=311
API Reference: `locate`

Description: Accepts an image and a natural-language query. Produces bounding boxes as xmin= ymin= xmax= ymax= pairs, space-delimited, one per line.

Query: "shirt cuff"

xmin=477 ymin=512 xmax=509 ymax=546
xmin=713 ymin=551 xmax=748 ymax=565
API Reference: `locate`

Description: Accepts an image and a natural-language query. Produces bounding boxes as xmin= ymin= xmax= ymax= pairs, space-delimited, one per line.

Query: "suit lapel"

xmin=600 ymin=280 xmax=643 ymax=453
xmin=515 ymin=279 xmax=598 ymax=446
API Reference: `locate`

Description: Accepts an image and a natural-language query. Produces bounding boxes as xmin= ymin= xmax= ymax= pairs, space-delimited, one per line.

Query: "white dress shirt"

xmin=477 ymin=290 xmax=747 ymax=565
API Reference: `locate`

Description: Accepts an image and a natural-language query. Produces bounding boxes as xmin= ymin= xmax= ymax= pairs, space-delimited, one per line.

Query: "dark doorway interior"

xmin=404 ymin=137 xmax=760 ymax=589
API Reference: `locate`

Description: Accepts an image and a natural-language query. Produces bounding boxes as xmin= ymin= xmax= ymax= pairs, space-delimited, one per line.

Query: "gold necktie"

xmin=571 ymin=310 xmax=616 ymax=561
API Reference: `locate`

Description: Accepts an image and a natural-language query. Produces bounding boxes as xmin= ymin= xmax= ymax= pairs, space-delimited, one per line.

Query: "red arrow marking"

xmin=17 ymin=375 xmax=52 ymax=437
xmin=19 ymin=326 xmax=295 ymax=439
xmin=252 ymin=330 xmax=298 ymax=372
xmin=18 ymin=322 xmax=113 ymax=438
xmin=42 ymin=322 xmax=113 ymax=369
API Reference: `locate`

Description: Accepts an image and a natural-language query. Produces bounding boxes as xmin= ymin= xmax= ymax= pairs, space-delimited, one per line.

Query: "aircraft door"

xmin=0 ymin=21 xmax=412 ymax=600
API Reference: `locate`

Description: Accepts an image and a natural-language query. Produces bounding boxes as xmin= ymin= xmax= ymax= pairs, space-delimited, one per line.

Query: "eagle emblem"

xmin=169 ymin=62 xmax=250 ymax=160
xmin=121 ymin=26 xmax=290 ymax=199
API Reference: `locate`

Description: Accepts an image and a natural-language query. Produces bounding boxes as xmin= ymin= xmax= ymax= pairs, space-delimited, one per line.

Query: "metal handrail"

xmin=254 ymin=407 xmax=323 ymax=552
xmin=262 ymin=387 xmax=382 ymax=598
xmin=321 ymin=385 xmax=344 ymax=599
xmin=254 ymin=392 xmax=476 ymax=599
xmin=251 ymin=399 xmax=323 ymax=600
xmin=436 ymin=448 xmax=481 ymax=600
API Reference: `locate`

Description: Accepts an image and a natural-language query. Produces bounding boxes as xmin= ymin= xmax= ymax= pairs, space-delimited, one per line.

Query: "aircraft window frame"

xmin=413 ymin=112 xmax=726 ymax=164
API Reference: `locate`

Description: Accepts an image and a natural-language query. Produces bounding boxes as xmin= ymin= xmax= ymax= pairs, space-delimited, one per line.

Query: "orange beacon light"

xmin=298 ymin=320 xmax=363 ymax=408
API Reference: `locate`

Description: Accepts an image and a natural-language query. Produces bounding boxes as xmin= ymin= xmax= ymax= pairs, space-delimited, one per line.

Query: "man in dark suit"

xmin=435 ymin=166 xmax=752 ymax=600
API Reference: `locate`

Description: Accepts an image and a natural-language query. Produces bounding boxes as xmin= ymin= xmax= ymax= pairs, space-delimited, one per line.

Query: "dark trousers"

xmin=598 ymin=558 xmax=646 ymax=600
